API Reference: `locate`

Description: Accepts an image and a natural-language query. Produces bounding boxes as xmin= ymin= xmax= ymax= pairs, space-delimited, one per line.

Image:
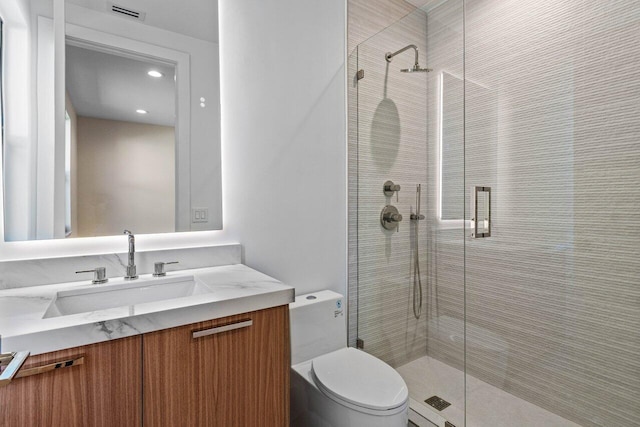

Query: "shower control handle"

xmin=383 ymin=181 xmax=401 ymax=202
xmin=385 ymin=212 xmax=403 ymax=222
xmin=381 ymin=205 xmax=403 ymax=232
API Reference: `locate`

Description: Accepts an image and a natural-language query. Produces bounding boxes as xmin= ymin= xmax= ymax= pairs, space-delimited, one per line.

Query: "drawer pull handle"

xmin=0 ymin=351 xmax=30 ymax=387
xmin=15 ymin=356 xmax=84 ymax=379
xmin=192 ymin=320 xmax=253 ymax=339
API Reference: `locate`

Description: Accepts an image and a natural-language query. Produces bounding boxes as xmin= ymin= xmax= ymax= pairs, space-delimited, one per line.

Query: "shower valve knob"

xmin=386 ymin=213 xmax=403 ymax=222
xmin=381 ymin=205 xmax=403 ymax=231
xmin=383 ymin=181 xmax=401 ymax=201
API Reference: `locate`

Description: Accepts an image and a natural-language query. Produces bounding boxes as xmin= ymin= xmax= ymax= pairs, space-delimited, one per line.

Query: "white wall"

xmin=218 ymin=0 xmax=347 ymax=295
xmin=2 ymin=0 xmax=65 ymax=240
xmin=1 ymin=0 xmax=36 ymax=241
xmin=75 ymin=117 xmax=175 ymax=237
xmin=0 ymin=0 xmax=347 ymax=296
xmin=35 ymin=14 xmax=65 ymax=239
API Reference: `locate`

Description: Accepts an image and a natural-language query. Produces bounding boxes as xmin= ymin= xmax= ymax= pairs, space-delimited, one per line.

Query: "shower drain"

xmin=424 ymin=395 xmax=451 ymax=411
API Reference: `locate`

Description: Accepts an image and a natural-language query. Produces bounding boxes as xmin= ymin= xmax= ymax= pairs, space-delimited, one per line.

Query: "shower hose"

xmin=413 ymin=184 xmax=423 ymax=319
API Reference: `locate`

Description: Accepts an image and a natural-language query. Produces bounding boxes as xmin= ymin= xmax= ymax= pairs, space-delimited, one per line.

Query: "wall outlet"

xmin=191 ymin=207 xmax=209 ymax=223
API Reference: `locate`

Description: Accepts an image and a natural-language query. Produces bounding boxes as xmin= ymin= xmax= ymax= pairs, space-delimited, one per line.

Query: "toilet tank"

xmin=290 ymin=290 xmax=346 ymax=365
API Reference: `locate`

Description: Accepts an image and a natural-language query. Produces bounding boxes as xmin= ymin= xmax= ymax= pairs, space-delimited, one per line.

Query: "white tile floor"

xmin=397 ymin=356 xmax=582 ymax=427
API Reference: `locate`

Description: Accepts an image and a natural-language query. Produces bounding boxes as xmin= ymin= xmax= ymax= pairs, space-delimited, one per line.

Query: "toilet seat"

xmin=311 ymin=347 xmax=408 ymax=415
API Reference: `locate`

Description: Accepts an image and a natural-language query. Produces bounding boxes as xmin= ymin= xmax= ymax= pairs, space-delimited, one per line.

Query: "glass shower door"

xmin=463 ymin=1 xmax=640 ymax=426
xmin=353 ymin=7 xmax=430 ymax=369
xmin=352 ymin=2 xmax=466 ymax=426
xmin=352 ymin=1 xmax=639 ymax=426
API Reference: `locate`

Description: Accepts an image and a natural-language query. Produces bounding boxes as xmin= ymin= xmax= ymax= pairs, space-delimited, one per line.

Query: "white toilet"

xmin=290 ymin=290 xmax=409 ymax=427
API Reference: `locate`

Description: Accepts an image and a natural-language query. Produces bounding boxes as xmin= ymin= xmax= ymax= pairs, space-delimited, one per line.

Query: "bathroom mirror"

xmin=1 ymin=0 xmax=222 ymax=241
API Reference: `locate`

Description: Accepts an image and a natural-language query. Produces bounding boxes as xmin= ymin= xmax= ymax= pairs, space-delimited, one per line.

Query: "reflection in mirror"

xmin=0 ymin=0 xmax=56 ymax=241
xmin=2 ymin=0 xmax=222 ymax=241
xmin=439 ymin=71 xmax=497 ymax=225
xmin=0 ymin=21 xmax=3 ymax=189
xmin=439 ymin=72 xmax=464 ymax=221
xmin=65 ymin=43 xmax=177 ymax=237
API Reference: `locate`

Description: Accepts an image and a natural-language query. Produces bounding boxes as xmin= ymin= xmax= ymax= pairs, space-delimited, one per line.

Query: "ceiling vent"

xmin=109 ymin=3 xmax=146 ymax=21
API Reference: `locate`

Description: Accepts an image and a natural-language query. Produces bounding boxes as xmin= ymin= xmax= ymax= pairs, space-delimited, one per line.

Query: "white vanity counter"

xmin=0 ymin=264 xmax=294 ymax=355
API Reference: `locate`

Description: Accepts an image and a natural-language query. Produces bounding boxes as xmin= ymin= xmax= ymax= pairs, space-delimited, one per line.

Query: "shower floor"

xmin=397 ymin=356 xmax=582 ymax=427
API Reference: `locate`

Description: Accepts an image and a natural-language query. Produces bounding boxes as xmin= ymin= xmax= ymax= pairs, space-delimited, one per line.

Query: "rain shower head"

xmin=401 ymin=65 xmax=432 ymax=73
xmin=385 ymin=44 xmax=432 ymax=73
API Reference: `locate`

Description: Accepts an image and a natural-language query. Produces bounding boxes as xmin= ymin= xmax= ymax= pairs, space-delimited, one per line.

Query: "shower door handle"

xmin=471 ymin=186 xmax=491 ymax=238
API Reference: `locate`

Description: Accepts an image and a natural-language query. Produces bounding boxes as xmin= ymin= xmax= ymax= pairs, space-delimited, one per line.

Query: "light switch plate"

xmin=191 ymin=207 xmax=209 ymax=223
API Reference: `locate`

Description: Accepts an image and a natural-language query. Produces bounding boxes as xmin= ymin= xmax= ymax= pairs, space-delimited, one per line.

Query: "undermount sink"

xmin=43 ymin=275 xmax=213 ymax=319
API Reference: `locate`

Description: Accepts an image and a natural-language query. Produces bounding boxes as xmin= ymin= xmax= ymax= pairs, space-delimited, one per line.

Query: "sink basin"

xmin=43 ymin=275 xmax=213 ymax=318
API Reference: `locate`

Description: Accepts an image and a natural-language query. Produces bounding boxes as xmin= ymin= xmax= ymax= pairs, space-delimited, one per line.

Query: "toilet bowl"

xmin=290 ymin=291 xmax=409 ymax=427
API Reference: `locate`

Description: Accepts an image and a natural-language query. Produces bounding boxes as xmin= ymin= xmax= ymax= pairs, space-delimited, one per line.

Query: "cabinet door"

xmin=143 ymin=305 xmax=290 ymax=427
xmin=0 ymin=335 xmax=142 ymax=427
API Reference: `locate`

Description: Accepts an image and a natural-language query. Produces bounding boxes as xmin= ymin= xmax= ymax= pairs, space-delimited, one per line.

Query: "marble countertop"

xmin=0 ymin=264 xmax=294 ymax=355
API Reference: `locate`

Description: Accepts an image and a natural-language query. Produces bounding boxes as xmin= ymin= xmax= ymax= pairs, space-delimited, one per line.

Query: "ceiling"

xmin=64 ymin=0 xmax=218 ymax=127
xmin=66 ymin=44 xmax=176 ymax=127
xmin=66 ymin=0 xmax=219 ymax=43
xmin=405 ymin=0 xmax=449 ymax=12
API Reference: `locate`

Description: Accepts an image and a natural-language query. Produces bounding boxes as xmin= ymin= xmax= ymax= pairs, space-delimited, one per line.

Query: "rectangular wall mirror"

xmin=1 ymin=0 xmax=222 ymax=241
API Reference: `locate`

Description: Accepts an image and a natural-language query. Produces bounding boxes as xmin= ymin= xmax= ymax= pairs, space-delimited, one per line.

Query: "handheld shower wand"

xmin=411 ymin=185 xmax=425 ymax=319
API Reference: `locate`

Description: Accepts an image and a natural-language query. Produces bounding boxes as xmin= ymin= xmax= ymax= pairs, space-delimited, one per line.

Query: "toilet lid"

xmin=311 ymin=347 xmax=408 ymax=411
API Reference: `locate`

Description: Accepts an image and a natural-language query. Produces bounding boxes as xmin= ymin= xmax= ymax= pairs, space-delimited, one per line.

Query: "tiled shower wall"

xmin=350 ymin=0 xmax=639 ymax=426
xmin=347 ymin=1 xmax=434 ymax=366
xmin=425 ymin=1 xmax=640 ymax=426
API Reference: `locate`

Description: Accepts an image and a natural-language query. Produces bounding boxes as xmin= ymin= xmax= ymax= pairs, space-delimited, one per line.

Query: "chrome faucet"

xmin=123 ymin=230 xmax=138 ymax=280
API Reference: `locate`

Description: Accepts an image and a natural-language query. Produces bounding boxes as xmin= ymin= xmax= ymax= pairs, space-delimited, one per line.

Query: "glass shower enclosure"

xmin=349 ymin=1 xmax=640 ymax=426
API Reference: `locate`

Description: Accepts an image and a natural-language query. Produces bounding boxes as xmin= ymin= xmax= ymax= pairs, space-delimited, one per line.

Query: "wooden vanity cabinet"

xmin=0 ymin=335 xmax=142 ymax=427
xmin=0 ymin=305 xmax=289 ymax=426
xmin=143 ymin=305 xmax=290 ymax=427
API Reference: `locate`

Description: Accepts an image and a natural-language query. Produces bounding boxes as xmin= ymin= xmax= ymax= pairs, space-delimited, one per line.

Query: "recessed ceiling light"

xmin=136 ymin=109 xmax=148 ymax=114
xmin=147 ymin=70 xmax=163 ymax=78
